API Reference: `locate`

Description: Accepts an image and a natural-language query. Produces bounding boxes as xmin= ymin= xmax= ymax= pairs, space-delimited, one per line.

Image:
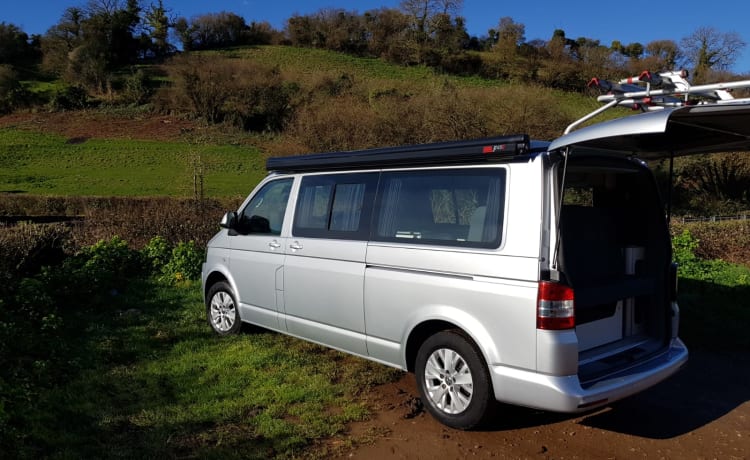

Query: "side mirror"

xmin=220 ymin=211 xmax=238 ymax=230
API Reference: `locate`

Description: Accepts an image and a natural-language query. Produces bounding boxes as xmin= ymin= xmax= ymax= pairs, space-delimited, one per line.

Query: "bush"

xmin=142 ymin=235 xmax=172 ymax=275
xmin=163 ymin=55 xmax=298 ymax=131
xmin=142 ymin=236 xmax=205 ymax=283
xmin=672 ymin=220 xmax=750 ymax=267
xmin=122 ymin=69 xmax=152 ymax=105
xmin=162 ymin=240 xmax=204 ymax=282
xmin=0 ymin=222 xmax=70 ymax=282
xmin=0 ymin=64 xmax=30 ymax=114
xmin=47 ymin=85 xmax=88 ymax=111
xmin=672 ymin=229 xmax=744 ymax=284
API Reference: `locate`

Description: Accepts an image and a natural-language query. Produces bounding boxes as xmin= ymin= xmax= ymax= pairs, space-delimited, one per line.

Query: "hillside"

xmin=0 ymin=45 xmax=613 ymax=198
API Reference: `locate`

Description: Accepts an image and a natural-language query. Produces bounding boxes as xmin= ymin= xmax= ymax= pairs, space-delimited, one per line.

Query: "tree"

xmin=363 ymin=8 xmax=411 ymax=62
xmin=494 ymin=17 xmax=525 ymax=52
xmin=398 ymin=0 xmax=466 ymax=64
xmin=41 ymin=7 xmax=85 ymax=74
xmin=180 ymin=12 xmax=248 ymax=50
xmin=644 ymin=39 xmax=682 ymax=70
xmin=0 ymin=23 xmax=37 ymax=67
xmin=144 ymin=0 xmax=172 ymax=58
xmin=681 ymin=27 xmax=746 ymax=83
xmin=41 ymin=1 xmax=143 ymax=91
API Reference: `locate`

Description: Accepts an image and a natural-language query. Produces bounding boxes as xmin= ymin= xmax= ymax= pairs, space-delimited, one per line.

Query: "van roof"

xmin=266 ymin=135 xmax=551 ymax=173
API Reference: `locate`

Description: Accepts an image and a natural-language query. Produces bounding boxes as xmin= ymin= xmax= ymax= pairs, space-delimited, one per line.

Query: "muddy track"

xmin=339 ymin=349 xmax=749 ymax=458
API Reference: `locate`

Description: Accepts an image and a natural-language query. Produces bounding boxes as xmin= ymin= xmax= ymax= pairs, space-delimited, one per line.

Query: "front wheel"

xmin=415 ymin=330 xmax=495 ymax=429
xmin=206 ymin=281 xmax=241 ymax=335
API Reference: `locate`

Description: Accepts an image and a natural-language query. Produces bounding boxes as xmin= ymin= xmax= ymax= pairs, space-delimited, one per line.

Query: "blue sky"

xmin=3 ymin=0 xmax=750 ymax=73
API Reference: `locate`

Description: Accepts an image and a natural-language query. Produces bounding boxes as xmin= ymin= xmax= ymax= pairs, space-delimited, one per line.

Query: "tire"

xmin=206 ymin=281 xmax=241 ymax=335
xmin=415 ymin=330 xmax=495 ymax=429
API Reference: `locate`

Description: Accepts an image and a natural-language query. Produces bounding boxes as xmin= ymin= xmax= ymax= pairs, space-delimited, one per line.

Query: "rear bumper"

xmin=490 ymin=338 xmax=688 ymax=412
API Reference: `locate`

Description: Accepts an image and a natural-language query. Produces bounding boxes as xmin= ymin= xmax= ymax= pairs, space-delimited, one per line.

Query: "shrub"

xmin=672 ymin=229 xmax=739 ymax=283
xmin=163 ymin=55 xmax=298 ymax=131
xmin=672 ymin=220 xmax=750 ymax=267
xmin=122 ymin=69 xmax=152 ymax=105
xmin=162 ymin=240 xmax=204 ymax=282
xmin=142 ymin=235 xmax=172 ymax=275
xmin=0 ymin=64 xmax=30 ymax=114
xmin=63 ymin=236 xmax=142 ymax=293
xmin=0 ymin=222 xmax=70 ymax=282
xmin=47 ymin=85 xmax=88 ymax=111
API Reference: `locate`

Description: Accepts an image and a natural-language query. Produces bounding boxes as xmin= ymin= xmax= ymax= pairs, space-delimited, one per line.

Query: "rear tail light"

xmin=537 ymin=281 xmax=575 ymax=330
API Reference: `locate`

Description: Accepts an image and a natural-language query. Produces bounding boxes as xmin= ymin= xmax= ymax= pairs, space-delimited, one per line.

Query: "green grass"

xmin=20 ymin=79 xmax=66 ymax=96
xmin=673 ymin=229 xmax=750 ymax=350
xmin=219 ymin=46 xmax=458 ymax=84
xmin=13 ymin=279 xmax=400 ymax=459
xmin=0 ymin=127 xmax=267 ymax=197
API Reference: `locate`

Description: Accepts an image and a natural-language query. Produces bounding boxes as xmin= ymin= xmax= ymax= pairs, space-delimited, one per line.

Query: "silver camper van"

xmin=202 ymin=73 xmax=750 ymax=429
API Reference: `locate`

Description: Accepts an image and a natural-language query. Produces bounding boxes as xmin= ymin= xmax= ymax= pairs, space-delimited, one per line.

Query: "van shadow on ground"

xmin=581 ymin=276 xmax=750 ymax=439
xmin=480 ymin=349 xmax=748 ymax=439
xmin=579 ymin=349 xmax=749 ymax=439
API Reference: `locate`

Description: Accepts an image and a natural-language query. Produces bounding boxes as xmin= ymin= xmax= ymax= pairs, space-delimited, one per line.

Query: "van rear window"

xmin=373 ymin=169 xmax=506 ymax=249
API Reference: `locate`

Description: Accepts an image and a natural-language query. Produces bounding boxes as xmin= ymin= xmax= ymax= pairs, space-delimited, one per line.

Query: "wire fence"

xmin=679 ymin=214 xmax=750 ymax=223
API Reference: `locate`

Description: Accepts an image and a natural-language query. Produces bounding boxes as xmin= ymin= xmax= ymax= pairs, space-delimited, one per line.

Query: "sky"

xmin=3 ymin=0 xmax=750 ymax=74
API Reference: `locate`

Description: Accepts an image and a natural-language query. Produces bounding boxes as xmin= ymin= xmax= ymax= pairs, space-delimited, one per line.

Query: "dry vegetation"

xmin=672 ymin=219 xmax=750 ymax=266
xmin=0 ymin=195 xmax=239 ymax=253
xmin=154 ymin=53 xmax=574 ymax=157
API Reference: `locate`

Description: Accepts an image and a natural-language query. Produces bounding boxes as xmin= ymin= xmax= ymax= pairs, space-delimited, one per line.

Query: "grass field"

xmin=4 ymin=277 xmax=400 ymax=458
xmin=0 ymin=127 xmax=267 ymax=197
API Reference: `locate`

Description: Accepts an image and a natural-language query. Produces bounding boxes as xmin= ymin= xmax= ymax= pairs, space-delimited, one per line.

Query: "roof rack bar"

xmin=566 ymin=70 xmax=750 ymax=134
xmin=596 ymin=79 xmax=750 ymax=104
xmin=564 ymin=99 xmax=619 ymax=135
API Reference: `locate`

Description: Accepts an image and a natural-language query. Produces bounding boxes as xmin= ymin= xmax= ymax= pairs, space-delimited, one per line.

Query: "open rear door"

xmin=547 ymin=102 xmax=750 ymax=383
xmin=549 ymin=103 xmax=750 ymax=158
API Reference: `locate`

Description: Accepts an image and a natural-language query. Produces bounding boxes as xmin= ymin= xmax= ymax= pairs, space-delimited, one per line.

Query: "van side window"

xmin=293 ymin=173 xmax=378 ymax=240
xmin=373 ymin=169 xmax=506 ymax=248
xmin=236 ymin=178 xmax=293 ymax=235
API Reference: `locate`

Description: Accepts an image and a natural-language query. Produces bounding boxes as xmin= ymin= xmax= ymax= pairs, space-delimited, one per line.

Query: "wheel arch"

xmin=203 ymin=269 xmax=238 ymax=304
xmin=404 ymin=314 xmax=497 ymax=373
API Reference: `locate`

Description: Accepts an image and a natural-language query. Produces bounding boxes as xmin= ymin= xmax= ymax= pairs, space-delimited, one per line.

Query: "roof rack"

xmin=565 ymin=70 xmax=750 ymax=134
xmin=266 ymin=135 xmax=531 ymax=173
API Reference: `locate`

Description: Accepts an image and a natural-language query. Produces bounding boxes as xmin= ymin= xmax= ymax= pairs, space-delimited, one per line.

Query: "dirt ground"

xmin=0 ymin=112 xmax=197 ymax=141
xmin=338 ymin=349 xmax=749 ymax=459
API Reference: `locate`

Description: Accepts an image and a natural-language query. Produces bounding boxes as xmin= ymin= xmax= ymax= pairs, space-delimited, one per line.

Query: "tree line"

xmin=0 ymin=0 xmax=747 ymax=100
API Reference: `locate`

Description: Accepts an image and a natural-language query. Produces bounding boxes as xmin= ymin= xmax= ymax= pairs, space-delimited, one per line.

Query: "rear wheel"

xmin=206 ymin=281 xmax=241 ymax=335
xmin=415 ymin=330 xmax=494 ymax=429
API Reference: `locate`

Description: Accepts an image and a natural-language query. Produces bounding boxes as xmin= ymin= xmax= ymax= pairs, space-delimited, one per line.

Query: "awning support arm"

xmin=551 ymin=147 xmax=571 ymax=273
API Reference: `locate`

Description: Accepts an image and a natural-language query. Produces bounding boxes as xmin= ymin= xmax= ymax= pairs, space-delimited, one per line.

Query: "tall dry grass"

xmin=286 ymin=77 xmax=571 ymax=154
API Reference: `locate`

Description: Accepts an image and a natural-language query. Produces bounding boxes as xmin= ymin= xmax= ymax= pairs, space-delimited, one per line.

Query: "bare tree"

xmin=681 ymin=26 xmax=746 ymax=82
xmin=435 ymin=0 xmax=463 ymax=15
xmin=400 ymin=0 xmax=462 ymax=30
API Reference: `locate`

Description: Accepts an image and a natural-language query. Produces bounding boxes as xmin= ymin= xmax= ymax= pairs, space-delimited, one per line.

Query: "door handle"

xmin=268 ymin=240 xmax=281 ymax=249
xmin=289 ymin=241 xmax=303 ymax=250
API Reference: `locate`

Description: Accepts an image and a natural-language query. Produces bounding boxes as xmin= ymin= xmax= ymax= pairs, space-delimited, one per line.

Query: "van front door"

xmin=230 ymin=177 xmax=294 ymax=331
